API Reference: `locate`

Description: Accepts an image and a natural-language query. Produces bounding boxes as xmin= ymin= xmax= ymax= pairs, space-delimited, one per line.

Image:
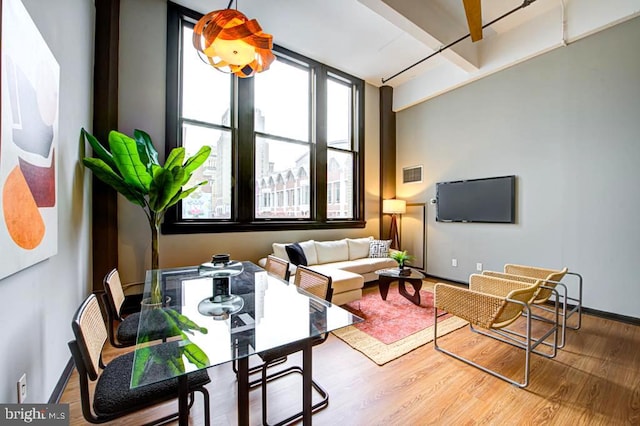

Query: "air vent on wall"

xmin=403 ymin=165 xmax=423 ymax=184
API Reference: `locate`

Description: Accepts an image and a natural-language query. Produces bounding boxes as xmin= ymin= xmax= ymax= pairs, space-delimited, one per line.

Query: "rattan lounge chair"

xmin=434 ymin=274 xmax=558 ymax=387
xmin=483 ymin=263 xmax=582 ymax=348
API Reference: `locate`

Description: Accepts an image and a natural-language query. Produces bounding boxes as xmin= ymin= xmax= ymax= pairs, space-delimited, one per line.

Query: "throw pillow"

xmin=369 ymin=239 xmax=391 ymax=258
xmin=285 ymin=242 xmax=308 ymax=266
xmin=272 ymin=243 xmax=290 ymax=262
xmin=298 ymin=240 xmax=318 ymax=265
xmin=314 ymin=239 xmax=349 ymax=264
xmin=347 ymin=236 xmax=373 ymax=260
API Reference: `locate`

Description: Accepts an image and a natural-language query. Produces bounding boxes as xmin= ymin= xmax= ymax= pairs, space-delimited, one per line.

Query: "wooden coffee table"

xmin=375 ymin=268 xmax=426 ymax=306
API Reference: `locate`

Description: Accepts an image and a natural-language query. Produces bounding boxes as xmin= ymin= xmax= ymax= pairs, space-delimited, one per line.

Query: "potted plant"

xmin=82 ymin=128 xmax=213 ymax=378
xmin=81 ymin=128 xmax=211 ymax=302
xmin=390 ymin=250 xmax=413 ymax=273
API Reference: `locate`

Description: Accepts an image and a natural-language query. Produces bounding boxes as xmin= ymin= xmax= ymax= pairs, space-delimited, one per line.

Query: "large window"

xmin=164 ymin=4 xmax=365 ymax=233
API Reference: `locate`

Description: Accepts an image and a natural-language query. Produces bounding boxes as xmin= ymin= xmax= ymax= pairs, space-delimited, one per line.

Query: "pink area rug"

xmin=332 ymin=283 xmax=468 ymax=365
xmin=343 ymin=286 xmax=447 ymax=344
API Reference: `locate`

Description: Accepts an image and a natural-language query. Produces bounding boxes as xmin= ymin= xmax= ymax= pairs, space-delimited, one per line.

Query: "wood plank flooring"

xmin=60 ymin=281 xmax=640 ymax=425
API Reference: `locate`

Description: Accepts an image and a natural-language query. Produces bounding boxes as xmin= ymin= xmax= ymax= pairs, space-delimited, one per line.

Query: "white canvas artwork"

xmin=0 ymin=0 xmax=59 ymax=279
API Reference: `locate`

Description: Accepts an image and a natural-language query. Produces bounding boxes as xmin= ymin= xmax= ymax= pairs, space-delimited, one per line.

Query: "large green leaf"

xmin=182 ymin=343 xmax=210 ymax=369
xmin=133 ymin=129 xmax=159 ymax=171
xmin=130 ymin=346 xmax=152 ymax=387
xmin=165 ymin=182 xmax=206 ymax=210
xmin=183 ymin=145 xmax=212 ymax=175
xmin=83 ymin=158 xmax=146 ymax=206
xmin=164 ymin=147 xmax=186 ymax=171
xmin=149 ymin=168 xmax=172 ymax=212
xmin=150 ymin=166 xmax=188 ymax=212
xmin=165 ymin=354 xmax=186 ymax=376
xmin=150 ymin=164 xmax=163 ymax=179
xmin=108 ymin=131 xmax=152 ymax=193
xmin=130 ymin=309 xmax=209 ymax=387
xmin=82 ymin=128 xmax=118 ymax=173
xmin=164 ymin=308 xmax=208 ymax=335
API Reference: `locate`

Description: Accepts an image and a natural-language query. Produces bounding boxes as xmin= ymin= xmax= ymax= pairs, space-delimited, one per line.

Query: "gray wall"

xmin=0 ymin=0 xmax=93 ymax=402
xmin=396 ymin=17 xmax=640 ymax=318
xmin=116 ymin=0 xmax=383 ymax=286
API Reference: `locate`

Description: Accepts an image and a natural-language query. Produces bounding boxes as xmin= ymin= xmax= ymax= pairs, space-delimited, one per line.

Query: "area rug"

xmin=332 ymin=283 xmax=468 ymax=365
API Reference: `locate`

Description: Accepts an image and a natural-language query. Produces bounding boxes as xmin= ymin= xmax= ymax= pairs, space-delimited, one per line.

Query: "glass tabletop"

xmin=375 ymin=267 xmax=425 ymax=280
xmin=131 ymin=261 xmax=362 ymax=388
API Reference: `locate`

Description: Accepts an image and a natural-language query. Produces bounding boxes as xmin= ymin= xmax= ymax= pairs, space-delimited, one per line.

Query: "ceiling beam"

xmin=359 ymin=0 xmax=480 ymax=73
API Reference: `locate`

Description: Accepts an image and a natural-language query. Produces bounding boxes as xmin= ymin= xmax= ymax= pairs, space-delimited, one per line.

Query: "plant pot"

xmin=141 ymin=296 xmax=171 ymax=309
xmin=398 ymin=266 xmax=411 ymax=276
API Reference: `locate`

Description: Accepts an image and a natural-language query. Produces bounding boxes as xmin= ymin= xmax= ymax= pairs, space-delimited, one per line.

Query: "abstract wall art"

xmin=0 ymin=0 xmax=59 ymax=279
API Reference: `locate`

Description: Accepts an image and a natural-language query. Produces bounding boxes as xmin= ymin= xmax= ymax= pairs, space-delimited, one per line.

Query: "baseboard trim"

xmin=424 ymin=274 xmax=469 ymax=286
xmin=582 ymin=307 xmax=640 ymax=326
xmin=49 ymin=357 xmax=74 ymax=404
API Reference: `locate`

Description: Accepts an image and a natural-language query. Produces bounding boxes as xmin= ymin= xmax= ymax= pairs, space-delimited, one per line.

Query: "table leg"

xmin=178 ymin=375 xmax=188 ymax=426
xmin=398 ymin=278 xmax=422 ymax=305
xmin=238 ymin=357 xmax=249 ymax=426
xmin=378 ymin=276 xmax=391 ymax=300
xmin=302 ymin=339 xmax=312 ymax=425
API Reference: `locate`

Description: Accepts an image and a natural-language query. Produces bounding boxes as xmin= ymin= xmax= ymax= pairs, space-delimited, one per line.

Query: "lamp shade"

xmin=383 ymin=199 xmax=406 ymax=214
xmin=193 ymin=9 xmax=275 ymax=78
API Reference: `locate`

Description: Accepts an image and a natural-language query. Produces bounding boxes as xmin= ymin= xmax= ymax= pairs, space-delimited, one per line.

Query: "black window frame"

xmin=163 ymin=2 xmax=365 ymax=234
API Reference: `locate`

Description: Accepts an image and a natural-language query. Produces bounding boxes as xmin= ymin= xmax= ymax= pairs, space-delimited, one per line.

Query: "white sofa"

xmin=260 ymin=237 xmax=397 ymax=305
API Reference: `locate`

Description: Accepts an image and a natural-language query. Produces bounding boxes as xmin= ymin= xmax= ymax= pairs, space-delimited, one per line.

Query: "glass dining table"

xmin=130 ymin=261 xmax=362 ymax=425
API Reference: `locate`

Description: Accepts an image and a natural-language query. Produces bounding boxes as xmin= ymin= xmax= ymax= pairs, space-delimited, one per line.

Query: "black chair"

xmin=102 ymin=268 xmax=140 ymax=347
xmin=68 ymin=294 xmax=211 ymax=425
xmin=257 ymin=265 xmax=333 ymax=426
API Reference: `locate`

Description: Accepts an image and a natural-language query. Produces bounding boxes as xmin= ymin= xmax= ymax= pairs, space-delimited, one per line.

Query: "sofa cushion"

xmin=308 ymin=265 xmax=364 ymax=293
xmin=346 ymin=237 xmax=373 ymax=260
xmin=272 ymin=243 xmax=290 ymax=262
xmin=320 ymin=258 xmax=397 ymax=275
xmin=285 ymin=243 xmax=307 ymax=266
xmin=315 ymin=239 xmax=349 ymax=264
xmin=369 ymin=239 xmax=391 ymax=258
xmin=298 ymin=240 xmax=318 ymax=265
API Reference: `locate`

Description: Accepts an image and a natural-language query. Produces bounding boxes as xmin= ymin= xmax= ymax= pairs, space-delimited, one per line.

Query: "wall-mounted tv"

xmin=436 ymin=175 xmax=516 ymax=223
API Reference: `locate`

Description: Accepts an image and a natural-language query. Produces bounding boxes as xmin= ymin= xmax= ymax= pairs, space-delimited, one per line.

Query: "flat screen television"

xmin=436 ymin=175 xmax=516 ymax=223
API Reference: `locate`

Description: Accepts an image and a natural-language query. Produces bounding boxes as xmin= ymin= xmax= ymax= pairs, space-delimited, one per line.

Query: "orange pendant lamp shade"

xmin=193 ymin=9 xmax=275 ymax=78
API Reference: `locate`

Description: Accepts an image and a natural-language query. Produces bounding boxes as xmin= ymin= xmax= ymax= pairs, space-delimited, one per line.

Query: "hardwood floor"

xmin=60 ymin=283 xmax=640 ymax=425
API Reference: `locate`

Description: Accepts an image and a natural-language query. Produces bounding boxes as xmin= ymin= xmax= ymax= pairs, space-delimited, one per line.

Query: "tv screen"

xmin=436 ymin=175 xmax=516 ymax=223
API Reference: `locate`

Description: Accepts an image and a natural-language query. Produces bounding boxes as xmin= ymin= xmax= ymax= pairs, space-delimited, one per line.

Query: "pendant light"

xmin=193 ymin=0 xmax=275 ymax=78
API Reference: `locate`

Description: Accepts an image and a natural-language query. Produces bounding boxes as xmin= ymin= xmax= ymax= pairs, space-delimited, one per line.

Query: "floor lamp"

xmin=383 ymin=199 xmax=406 ymax=250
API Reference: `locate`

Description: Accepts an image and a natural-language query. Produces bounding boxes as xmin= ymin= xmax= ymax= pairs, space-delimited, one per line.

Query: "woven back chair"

xmin=231 ymin=256 xmax=291 ymax=380
xmin=484 ymin=263 xmax=582 ymax=348
xmin=294 ymin=265 xmax=333 ymax=302
xmin=434 ymin=275 xmax=557 ymax=387
xmin=103 ymin=268 xmax=140 ymax=347
xmin=257 ymin=265 xmax=333 ymax=425
xmin=503 ymin=264 xmax=568 ymax=304
xmin=264 ymin=255 xmax=291 ymax=281
xmin=68 ymin=294 xmax=211 ymax=425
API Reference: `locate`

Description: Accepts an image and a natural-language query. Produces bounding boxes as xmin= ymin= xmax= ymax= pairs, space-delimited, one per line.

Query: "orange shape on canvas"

xmin=2 ymin=166 xmax=45 ymax=249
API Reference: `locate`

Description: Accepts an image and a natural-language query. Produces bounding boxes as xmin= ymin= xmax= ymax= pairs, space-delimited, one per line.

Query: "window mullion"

xmin=237 ymin=77 xmax=254 ymax=222
xmin=355 ymin=83 xmax=365 ymax=221
xmin=315 ymin=67 xmax=327 ymax=222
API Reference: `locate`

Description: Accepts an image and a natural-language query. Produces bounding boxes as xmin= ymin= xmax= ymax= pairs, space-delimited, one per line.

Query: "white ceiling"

xmin=173 ymin=0 xmax=640 ymax=110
